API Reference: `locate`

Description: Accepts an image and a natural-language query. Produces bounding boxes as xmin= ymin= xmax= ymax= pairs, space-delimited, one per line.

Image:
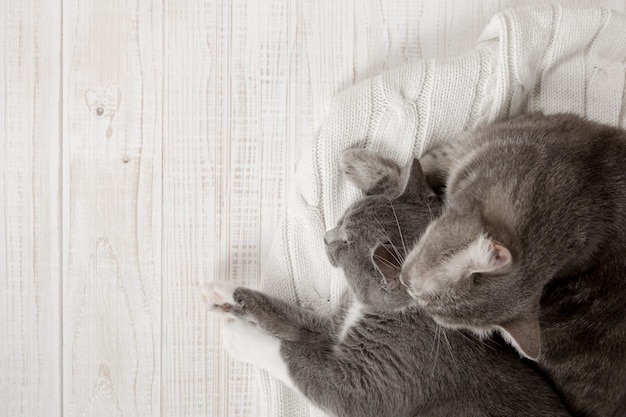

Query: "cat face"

xmin=325 ymin=194 xmax=417 ymax=308
xmin=401 ymin=201 xmax=541 ymax=359
xmin=401 ymin=207 xmax=515 ymax=318
xmin=325 ymin=150 xmax=442 ymax=309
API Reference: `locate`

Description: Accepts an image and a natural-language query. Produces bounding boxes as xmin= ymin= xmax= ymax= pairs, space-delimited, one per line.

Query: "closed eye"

xmin=441 ymin=248 xmax=457 ymax=258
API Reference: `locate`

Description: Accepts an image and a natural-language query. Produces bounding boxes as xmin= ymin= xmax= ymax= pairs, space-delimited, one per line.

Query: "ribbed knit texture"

xmin=257 ymin=5 xmax=626 ymax=417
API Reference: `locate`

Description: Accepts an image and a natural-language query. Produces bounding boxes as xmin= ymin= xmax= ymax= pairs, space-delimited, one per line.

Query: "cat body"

xmin=200 ymin=150 xmax=571 ymax=417
xmin=403 ymin=113 xmax=626 ymax=416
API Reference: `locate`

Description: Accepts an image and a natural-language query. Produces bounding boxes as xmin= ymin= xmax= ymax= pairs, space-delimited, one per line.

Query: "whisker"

xmin=385 ymin=193 xmax=408 ymax=258
xmin=424 ymin=195 xmax=436 ymax=224
xmin=373 ymin=254 xmax=400 ymax=270
xmin=373 ymin=219 xmax=406 ymax=265
xmin=456 ymin=329 xmax=497 ymax=351
xmin=430 ymin=323 xmax=441 ymax=377
xmin=374 ymin=218 xmax=394 ymax=243
xmin=376 ymin=248 xmax=405 ymax=268
xmin=429 ymin=323 xmax=438 ymax=357
xmin=441 ymin=326 xmax=458 ymax=371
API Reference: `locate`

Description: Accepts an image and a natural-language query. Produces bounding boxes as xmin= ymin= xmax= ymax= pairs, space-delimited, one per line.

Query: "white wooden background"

xmin=2 ymin=0 xmax=625 ymax=416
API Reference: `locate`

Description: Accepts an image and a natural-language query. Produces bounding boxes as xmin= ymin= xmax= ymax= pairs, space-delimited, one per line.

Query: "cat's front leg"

xmin=222 ymin=320 xmax=297 ymax=390
xmin=199 ymin=281 xmax=267 ymax=326
xmin=199 ymin=281 xmax=334 ymax=343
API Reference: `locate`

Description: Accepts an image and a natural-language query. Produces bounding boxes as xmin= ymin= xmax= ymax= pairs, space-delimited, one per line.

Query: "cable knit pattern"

xmin=257 ymin=5 xmax=626 ymax=417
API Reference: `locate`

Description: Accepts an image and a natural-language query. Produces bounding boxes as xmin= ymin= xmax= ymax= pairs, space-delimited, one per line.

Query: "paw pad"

xmin=198 ymin=281 xmax=239 ymax=315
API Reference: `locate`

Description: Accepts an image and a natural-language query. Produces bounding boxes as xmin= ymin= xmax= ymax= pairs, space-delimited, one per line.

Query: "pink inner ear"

xmin=490 ymin=241 xmax=511 ymax=266
xmin=471 ymin=239 xmax=512 ymax=274
xmin=489 ymin=240 xmax=513 ymax=272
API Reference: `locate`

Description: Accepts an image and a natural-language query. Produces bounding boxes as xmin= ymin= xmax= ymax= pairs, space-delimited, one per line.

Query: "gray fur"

xmin=204 ymin=150 xmax=571 ymax=417
xmin=339 ymin=148 xmax=403 ymax=196
xmin=403 ymin=113 xmax=626 ymax=417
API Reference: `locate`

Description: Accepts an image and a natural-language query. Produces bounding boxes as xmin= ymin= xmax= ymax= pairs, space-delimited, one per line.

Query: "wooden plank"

xmin=61 ymin=0 xmax=162 ymax=416
xmin=0 ymin=1 xmax=62 ymax=416
xmin=160 ymin=0 xmax=261 ymax=415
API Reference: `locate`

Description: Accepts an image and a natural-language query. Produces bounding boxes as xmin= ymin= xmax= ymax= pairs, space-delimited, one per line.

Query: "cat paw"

xmin=198 ymin=281 xmax=240 ymax=316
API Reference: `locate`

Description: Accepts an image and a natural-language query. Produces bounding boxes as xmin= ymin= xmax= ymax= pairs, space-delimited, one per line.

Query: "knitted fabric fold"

xmin=257 ymin=5 xmax=626 ymax=417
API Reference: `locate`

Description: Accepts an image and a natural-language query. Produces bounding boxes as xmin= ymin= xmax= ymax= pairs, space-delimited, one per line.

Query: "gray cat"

xmin=200 ymin=150 xmax=571 ymax=417
xmin=401 ymin=113 xmax=626 ymax=417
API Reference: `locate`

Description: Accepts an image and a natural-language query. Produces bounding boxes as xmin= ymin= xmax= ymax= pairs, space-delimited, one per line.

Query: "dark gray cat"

xmin=200 ymin=150 xmax=571 ymax=417
xmin=402 ymin=113 xmax=626 ymax=417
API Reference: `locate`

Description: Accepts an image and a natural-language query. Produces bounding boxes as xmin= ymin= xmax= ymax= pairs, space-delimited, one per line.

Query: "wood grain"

xmin=160 ymin=0 xmax=215 ymax=414
xmin=61 ymin=0 xmax=162 ymax=416
xmin=160 ymin=0 xmax=263 ymax=415
xmin=0 ymin=1 xmax=62 ymax=416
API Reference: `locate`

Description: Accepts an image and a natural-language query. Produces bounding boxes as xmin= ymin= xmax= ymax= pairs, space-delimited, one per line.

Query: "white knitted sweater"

xmin=257 ymin=5 xmax=626 ymax=417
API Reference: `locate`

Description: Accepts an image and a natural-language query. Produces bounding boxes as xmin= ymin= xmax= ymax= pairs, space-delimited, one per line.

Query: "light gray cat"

xmin=200 ymin=150 xmax=571 ymax=417
xmin=402 ymin=113 xmax=626 ymax=417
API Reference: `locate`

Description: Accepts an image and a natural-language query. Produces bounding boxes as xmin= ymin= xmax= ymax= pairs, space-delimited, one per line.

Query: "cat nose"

xmin=324 ymin=227 xmax=347 ymax=246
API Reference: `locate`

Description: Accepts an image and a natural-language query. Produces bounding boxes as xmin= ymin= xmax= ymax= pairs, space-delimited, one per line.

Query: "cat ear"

xmin=498 ymin=312 xmax=542 ymax=360
xmin=340 ymin=149 xmax=402 ymax=195
xmin=470 ymin=238 xmax=512 ymax=275
xmin=372 ymin=244 xmax=402 ymax=287
xmin=398 ymin=158 xmax=432 ymax=198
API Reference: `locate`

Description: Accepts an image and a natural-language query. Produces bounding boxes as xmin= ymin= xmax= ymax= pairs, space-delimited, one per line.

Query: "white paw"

xmin=222 ymin=321 xmax=296 ymax=390
xmin=198 ymin=281 xmax=239 ymax=316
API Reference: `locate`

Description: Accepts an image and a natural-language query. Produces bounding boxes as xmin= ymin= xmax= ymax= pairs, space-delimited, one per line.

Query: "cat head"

xmin=401 ymin=204 xmax=542 ymax=360
xmin=324 ymin=149 xmax=442 ymax=309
